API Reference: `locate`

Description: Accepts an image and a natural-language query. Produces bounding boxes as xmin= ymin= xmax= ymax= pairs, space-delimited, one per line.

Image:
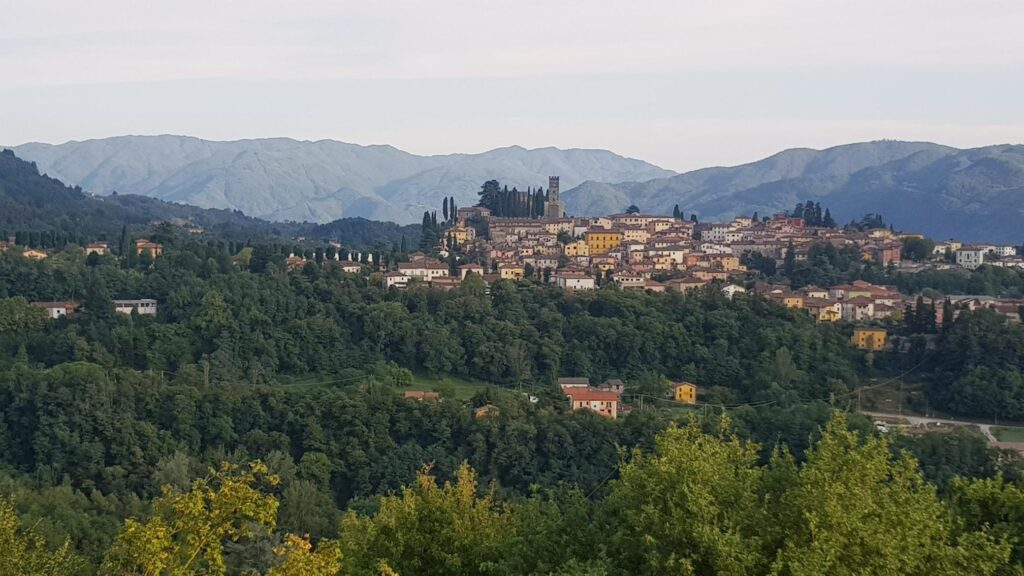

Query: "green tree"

xmin=767 ymin=415 xmax=1009 ymax=576
xmin=0 ymin=497 xmax=80 ymax=576
xmin=339 ymin=464 xmax=513 ymax=576
xmin=601 ymin=418 xmax=765 ymax=576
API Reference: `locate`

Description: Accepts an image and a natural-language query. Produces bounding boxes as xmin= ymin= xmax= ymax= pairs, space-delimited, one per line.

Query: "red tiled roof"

xmin=565 ymin=388 xmax=620 ymax=402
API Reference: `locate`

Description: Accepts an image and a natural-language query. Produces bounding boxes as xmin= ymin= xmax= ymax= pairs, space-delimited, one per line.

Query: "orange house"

xmin=673 ymin=382 xmax=698 ymax=404
xmin=135 ymin=239 xmax=163 ymax=258
xmin=565 ymin=387 xmax=619 ymax=418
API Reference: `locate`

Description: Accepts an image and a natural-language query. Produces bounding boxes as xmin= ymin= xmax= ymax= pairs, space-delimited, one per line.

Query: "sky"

xmin=2 ymin=0 xmax=1023 ymax=172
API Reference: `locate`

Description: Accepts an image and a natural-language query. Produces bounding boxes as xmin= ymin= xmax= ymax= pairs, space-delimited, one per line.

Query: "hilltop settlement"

xmin=371 ymin=177 xmax=1022 ymax=329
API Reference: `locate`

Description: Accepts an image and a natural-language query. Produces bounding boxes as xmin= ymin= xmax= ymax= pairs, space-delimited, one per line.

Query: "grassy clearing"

xmin=405 ymin=374 xmax=495 ymax=400
xmin=856 ymin=377 xmax=948 ymax=418
xmin=992 ymin=426 xmax=1024 ymax=443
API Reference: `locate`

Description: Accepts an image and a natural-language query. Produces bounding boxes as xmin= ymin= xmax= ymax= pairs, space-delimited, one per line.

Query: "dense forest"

xmin=2 ymin=149 xmax=1024 ymax=574
xmin=0 ymin=230 xmax=1022 ymax=573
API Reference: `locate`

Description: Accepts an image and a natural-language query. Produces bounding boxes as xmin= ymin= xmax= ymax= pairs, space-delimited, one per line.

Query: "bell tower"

xmin=543 ymin=176 xmax=564 ymax=221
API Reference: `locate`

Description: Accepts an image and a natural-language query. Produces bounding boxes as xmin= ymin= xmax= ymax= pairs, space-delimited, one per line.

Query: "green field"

xmin=405 ymin=374 xmax=495 ymax=400
xmin=992 ymin=426 xmax=1024 ymax=443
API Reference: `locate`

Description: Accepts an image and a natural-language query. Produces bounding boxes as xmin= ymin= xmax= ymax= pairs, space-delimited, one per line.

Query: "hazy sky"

xmin=3 ymin=0 xmax=1023 ymax=171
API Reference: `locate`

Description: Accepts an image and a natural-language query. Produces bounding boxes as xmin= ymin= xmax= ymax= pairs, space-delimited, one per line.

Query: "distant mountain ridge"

xmin=563 ymin=141 xmax=1024 ymax=244
xmin=12 ymin=136 xmax=674 ymax=224
xmin=0 ymin=149 xmax=419 ymax=248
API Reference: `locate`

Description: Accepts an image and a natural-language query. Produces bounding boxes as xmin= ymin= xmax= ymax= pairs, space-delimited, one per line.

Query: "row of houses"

xmin=0 ymin=238 xmax=164 ymax=261
xmin=558 ymin=376 xmax=698 ymax=419
xmin=30 ymin=299 xmax=158 ymax=318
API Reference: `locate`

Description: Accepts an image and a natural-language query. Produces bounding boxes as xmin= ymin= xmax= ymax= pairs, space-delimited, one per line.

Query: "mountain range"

xmin=0 ymin=149 xmax=419 ymax=248
xmin=564 ymin=141 xmax=1024 ymax=244
xmin=11 ymin=136 xmax=672 ymax=225
xmin=10 ymin=136 xmax=1024 ymax=243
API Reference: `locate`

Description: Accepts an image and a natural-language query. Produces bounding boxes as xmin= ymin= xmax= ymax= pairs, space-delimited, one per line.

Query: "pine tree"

xmin=783 ymin=242 xmax=797 ymax=276
xmin=690 ymin=214 xmax=698 ymax=224
xmin=942 ymin=298 xmax=954 ymax=331
xmin=442 ymin=197 xmax=449 ymax=221
xmin=823 ymin=208 xmax=836 ymax=228
xmin=673 ymin=205 xmax=680 ymax=219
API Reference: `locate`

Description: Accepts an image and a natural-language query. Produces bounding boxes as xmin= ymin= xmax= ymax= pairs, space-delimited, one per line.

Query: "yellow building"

xmin=21 ymin=248 xmax=48 ymax=260
xmin=499 ymin=264 xmax=525 ymax=280
xmin=585 ymin=228 xmax=622 ymax=255
xmin=673 ymin=382 xmax=698 ymax=404
xmin=448 ymin=222 xmax=474 ymax=246
xmin=564 ymin=240 xmax=590 ymax=257
xmin=852 ymin=327 xmax=887 ymax=351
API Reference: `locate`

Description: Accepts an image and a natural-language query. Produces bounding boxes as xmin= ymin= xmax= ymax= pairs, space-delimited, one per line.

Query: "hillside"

xmin=12 ymin=136 xmax=674 ymax=224
xmin=0 ymin=149 xmax=419 ymax=248
xmin=564 ymin=141 xmax=1024 ymax=243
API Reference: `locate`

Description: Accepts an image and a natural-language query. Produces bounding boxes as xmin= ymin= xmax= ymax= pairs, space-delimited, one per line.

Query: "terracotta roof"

xmin=565 ymin=388 xmax=620 ymax=402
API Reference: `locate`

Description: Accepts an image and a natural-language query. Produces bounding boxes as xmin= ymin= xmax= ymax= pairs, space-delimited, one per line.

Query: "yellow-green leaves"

xmin=100 ymin=461 xmax=340 ymax=576
xmin=339 ymin=464 xmax=511 ymax=576
xmin=0 ymin=497 xmax=81 ymax=576
xmin=601 ymin=418 xmax=765 ymax=576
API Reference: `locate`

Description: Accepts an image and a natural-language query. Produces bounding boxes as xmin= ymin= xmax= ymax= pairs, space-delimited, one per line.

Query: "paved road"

xmin=862 ymin=411 xmax=998 ymax=442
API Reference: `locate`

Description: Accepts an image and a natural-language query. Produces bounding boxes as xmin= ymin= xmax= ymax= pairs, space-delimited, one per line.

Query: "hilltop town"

xmin=373 ymin=177 xmax=1023 ymax=328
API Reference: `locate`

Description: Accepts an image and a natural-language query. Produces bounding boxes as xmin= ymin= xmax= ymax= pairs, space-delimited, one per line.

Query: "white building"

xmin=555 ymin=273 xmax=596 ymax=291
xmin=397 ymin=259 xmax=449 ymax=280
xmin=956 ymin=248 xmax=986 ymax=270
xmin=383 ymin=272 xmax=410 ymax=289
xmin=114 ymin=299 xmax=158 ymax=316
xmin=722 ymin=284 xmax=747 ymax=299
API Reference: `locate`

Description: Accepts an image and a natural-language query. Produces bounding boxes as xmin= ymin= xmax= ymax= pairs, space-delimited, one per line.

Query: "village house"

xmin=673 ymin=382 xmax=698 ymax=404
xmin=113 ymin=299 xmax=158 ymax=316
xmin=398 ymin=258 xmax=450 ymax=280
xmin=558 ymin=377 xmax=590 ymax=389
xmin=585 ymin=228 xmax=623 ymax=255
xmin=598 ymin=379 xmax=626 ymax=395
xmin=666 ymin=278 xmax=707 ymax=293
xmin=722 ymin=284 xmax=746 ymax=299
xmin=804 ymin=299 xmax=842 ymax=323
xmin=338 ymin=261 xmax=363 ymax=274
xmin=383 ymin=272 xmax=410 ymax=289
xmin=645 ymin=279 xmax=666 ymax=293
xmin=564 ymin=387 xmax=619 ymax=418
xmin=21 ymin=248 xmax=48 ymax=260
xmin=31 ymin=301 xmax=77 ymax=319
xmin=498 ymin=261 xmax=525 ymax=280
xmin=613 ymin=273 xmax=646 ymax=290
xmin=85 ymin=242 xmax=109 ymax=256
xmin=134 ymin=239 xmax=163 ymax=258
xmin=956 ymin=247 xmax=987 ymax=270
xmin=852 ymin=327 xmax=887 ymax=351
xmin=459 ymin=263 xmax=484 ymax=279
xmin=841 ymin=297 xmax=875 ymax=322
xmin=554 ymin=272 xmax=596 ymax=291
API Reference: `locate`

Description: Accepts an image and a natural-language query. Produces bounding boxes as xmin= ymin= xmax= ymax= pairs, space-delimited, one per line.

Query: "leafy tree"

xmin=601 ymin=418 xmax=765 ymax=575
xmin=902 ymin=237 xmax=936 ymax=262
xmin=101 ymin=462 xmax=281 ymax=575
xmin=340 ymin=464 xmax=512 ymax=576
xmin=0 ymin=497 xmax=81 ymax=576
